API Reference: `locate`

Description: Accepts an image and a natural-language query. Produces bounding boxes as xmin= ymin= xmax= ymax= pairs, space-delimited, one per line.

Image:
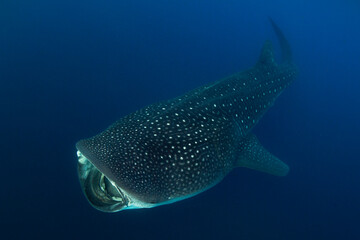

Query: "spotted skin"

xmin=76 ymin=20 xmax=297 ymax=205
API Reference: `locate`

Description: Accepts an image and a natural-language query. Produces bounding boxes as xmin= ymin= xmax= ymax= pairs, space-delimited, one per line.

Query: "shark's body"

xmin=76 ymin=19 xmax=297 ymax=212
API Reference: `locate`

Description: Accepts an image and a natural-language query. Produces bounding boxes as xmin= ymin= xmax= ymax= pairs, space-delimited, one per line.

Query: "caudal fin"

xmin=268 ymin=17 xmax=293 ymax=63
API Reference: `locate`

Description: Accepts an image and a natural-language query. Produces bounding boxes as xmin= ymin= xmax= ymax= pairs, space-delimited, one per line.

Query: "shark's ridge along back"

xmin=76 ymin=19 xmax=298 ymax=212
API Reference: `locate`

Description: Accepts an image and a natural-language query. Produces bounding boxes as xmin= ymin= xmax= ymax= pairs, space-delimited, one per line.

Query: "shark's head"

xmin=76 ymin=137 xmax=165 ymax=212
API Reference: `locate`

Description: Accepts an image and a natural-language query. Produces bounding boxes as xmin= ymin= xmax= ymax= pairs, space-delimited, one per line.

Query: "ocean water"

xmin=1 ymin=0 xmax=360 ymax=239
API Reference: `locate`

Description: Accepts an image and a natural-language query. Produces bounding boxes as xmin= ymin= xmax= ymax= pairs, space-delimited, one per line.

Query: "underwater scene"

xmin=1 ymin=0 xmax=360 ymax=239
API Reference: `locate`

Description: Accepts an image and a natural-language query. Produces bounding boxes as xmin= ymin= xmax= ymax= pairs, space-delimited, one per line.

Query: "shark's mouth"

xmin=77 ymin=151 xmax=129 ymax=212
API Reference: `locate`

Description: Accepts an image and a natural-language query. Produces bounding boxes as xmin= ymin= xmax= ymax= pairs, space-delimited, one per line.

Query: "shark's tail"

xmin=268 ymin=17 xmax=293 ymax=63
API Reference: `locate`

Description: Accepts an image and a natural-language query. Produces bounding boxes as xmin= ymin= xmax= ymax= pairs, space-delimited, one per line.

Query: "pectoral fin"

xmin=237 ymin=134 xmax=289 ymax=176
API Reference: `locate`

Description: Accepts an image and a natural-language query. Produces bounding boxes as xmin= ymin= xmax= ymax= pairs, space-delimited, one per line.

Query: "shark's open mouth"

xmin=77 ymin=151 xmax=129 ymax=212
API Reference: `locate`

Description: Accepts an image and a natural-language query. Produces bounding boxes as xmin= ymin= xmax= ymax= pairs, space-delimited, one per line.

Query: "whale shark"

xmin=76 ymin=19 xmax=297 ymax=212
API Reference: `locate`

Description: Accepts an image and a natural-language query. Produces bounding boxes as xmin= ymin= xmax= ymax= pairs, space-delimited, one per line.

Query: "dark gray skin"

xmin=76 ymin=19 xmax=297 ymax=212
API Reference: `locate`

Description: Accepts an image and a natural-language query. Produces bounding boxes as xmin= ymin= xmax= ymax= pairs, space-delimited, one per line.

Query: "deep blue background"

xmin=1 ymin=0 xmax=360 ymax=239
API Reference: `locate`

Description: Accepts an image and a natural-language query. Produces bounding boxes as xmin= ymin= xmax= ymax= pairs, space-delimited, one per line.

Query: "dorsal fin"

xmin=256 ymin=40 xmax=276 ymax=67
xmin=257 ymin=18 xmax=293 ymax=67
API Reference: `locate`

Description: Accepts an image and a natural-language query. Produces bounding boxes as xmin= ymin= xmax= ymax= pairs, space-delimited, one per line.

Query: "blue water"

xmin=1 ymin=0 xmax=360 ymax=239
